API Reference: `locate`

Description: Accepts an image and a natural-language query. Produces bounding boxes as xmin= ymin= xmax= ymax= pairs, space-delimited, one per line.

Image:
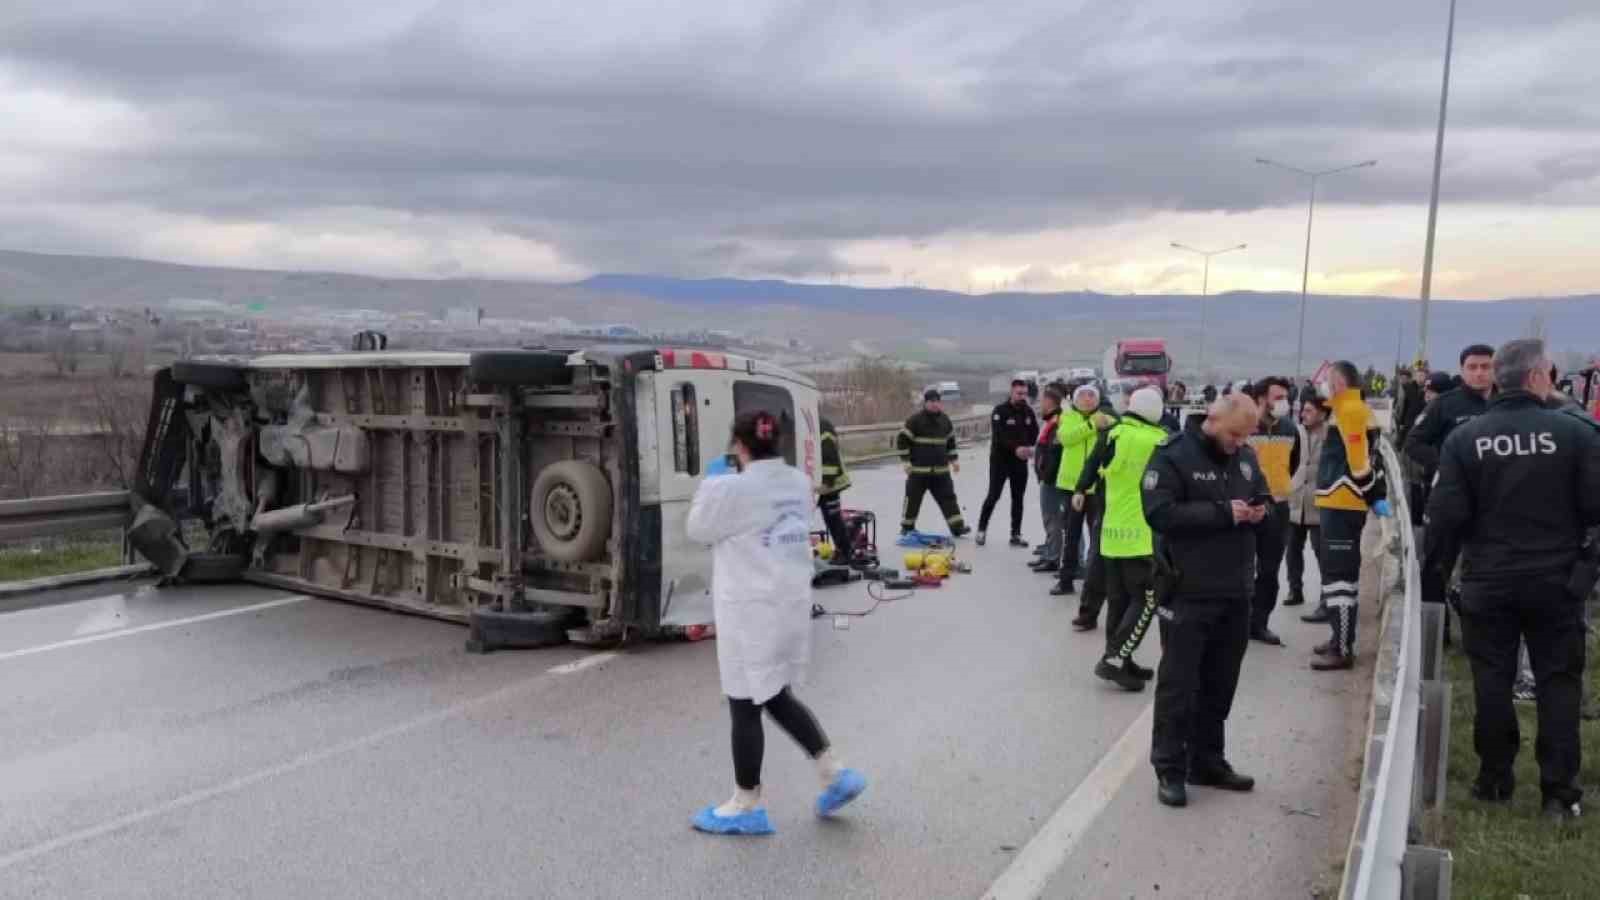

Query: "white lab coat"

xmin=685 ymin=459 xmax=814 ymax=703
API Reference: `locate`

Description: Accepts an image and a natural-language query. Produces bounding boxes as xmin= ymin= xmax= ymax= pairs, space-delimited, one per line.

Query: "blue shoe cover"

xmin=691 ymin=805 xmax=775 ymax=836
xmin=816 ymin=769 xmax=868 ymax=817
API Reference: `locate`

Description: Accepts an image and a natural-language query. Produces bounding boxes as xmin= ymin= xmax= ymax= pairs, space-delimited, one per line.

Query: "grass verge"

xmin=1440 ymin=623 xmax=1599 ymax=899
xmin=0 ymin=533 xmax=123 ymax=583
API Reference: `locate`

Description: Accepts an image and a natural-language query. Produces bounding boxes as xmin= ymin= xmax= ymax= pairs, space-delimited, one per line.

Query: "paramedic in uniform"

xmin=1310 ymin=361 xmax=1386 ymax=672
xmin=1426 ymin=338 xmax=1600 ymax=823
xmin=1141 ymin=395 xmax=1269 ymax=808
xmin=896 ymin=390 xmax=968 ymax=537
xmin=687 ymin=411 xmax=868 ymax=835
xmin=1244 ymin=376 xmax=1303 ymax=646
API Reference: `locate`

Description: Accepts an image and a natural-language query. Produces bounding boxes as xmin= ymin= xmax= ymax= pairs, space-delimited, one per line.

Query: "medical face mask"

xmin=1272 ymin=399 xmax=1290 ymax=419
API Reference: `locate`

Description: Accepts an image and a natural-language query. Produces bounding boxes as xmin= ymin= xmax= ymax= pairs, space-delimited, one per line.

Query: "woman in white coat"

xmin=685 ymin=410 xmax=868 ymax=836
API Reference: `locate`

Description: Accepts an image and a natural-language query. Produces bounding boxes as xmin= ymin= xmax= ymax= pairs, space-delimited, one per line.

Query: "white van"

xmin=130 ymin=347 xmax=821 ymax=649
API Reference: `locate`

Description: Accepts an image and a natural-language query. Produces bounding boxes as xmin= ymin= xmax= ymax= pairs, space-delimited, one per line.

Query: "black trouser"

xmin=1458 ymin=575 xmax=1586 ymax=806
xmin=1151 ymin=596 xmax=1251 ymax=779
xmin=1058 ymin=491 xmax=1102 ymax=577
xmin=1319 ymin=508 xmax=1366 ymax=656
xmin=1250 ymin=502 xmax=1290 ymax=631
xmin=902 ymin=472 xmax=965 ymax=533
xmin=1421 ymin=534 xmax=1462 ymax=608
xmin=818 ymin=492 xmax=851 ymax=559
xmin=978 ymin=455 xmax=1029 ymax=536
xmin=1285 ymin=522 xmax=1322 ymax=597
xmin=1103 ymin=556 xmax=1157 ymax=661
xmin=729 ymin=687 xmax=830 ymax=791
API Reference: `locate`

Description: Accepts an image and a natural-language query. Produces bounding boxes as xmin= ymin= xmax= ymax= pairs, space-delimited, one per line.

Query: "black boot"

xmin=1158 ymin=776 xmax=1188 ymax=808
xmin=1009 ymin=535 xmax=1029 ymax=548
xmin=1300 ymin=604 xmax=1331 ymax=624
xmin=1249 ymin=626 xmax=1283 ymax=646
xmin=1051 ymin=581 xmax=1078 ymax=598
xmin=1283 ymin=589 xmax=1305 ymax=607
xmin=1125 ymin=660 xmax=1155 ymax=681
xmin=1542 ymin=798 xmax=1582 ymax=824
xmin=1188 ymin=763 xmax=1255 ymax=793
xmin=1095 ymin=659 xmax=1145 ymax=692
xmin=1029 ymin=559 xmax=1059 ymax=573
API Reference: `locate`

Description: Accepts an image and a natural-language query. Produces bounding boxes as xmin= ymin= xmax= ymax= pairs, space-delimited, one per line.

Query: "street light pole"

xmin=1256 ymin=157 xmax=1378 ymax=378
xmin=1417 ymin=0 xmax=1457 ymax=368
xmin=1171 ymin=242 xmax=1247 ymax=377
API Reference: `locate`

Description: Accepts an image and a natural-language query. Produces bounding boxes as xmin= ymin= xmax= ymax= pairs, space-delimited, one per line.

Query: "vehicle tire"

xmin=529 ymin=460 xmax=613 ymax=563
xmin=171 ymin=361 xmax=247 ymax=391
xmin=180 ymin=551 xmax=247 ymax=583
xmin=468 ymin=351 xmax=573 ymax=387
xmin=466 ymin=608 xmax=573 ymax=652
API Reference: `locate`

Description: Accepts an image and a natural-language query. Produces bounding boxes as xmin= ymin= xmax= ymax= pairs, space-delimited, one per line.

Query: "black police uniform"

xmin=1426 ymin=390 xmax=1600 ymax=809
xmin=978 ymin=398 xmax=1040 ymax=539
xmin=1142 ymin=426 xmax=1269 ymax=783
xmin=1406 ymin=387 xmax=1490 ymax=607
xmin=897 ymin=409 xmax=966 ymax=535
xmin=817 ymin=417 xmax=854 ymax=559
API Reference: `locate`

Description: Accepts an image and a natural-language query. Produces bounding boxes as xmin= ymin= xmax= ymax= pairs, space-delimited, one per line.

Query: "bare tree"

xmin=0 ymin=418 xmax=54 ymax=499
xmin=46 ymin=330 xmax=81 ymax=376
xmin=105 ymin=336 xmax=130 ymax=378
xmin=817 ymin=356 xmax=918 ymax=426
xmin=87 ymin=378 xmax=150 ymax=489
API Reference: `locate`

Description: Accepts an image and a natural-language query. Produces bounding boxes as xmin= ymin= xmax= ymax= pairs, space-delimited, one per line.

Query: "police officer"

xmin=896 ymin=390 xmax=968 ymax=537
xmin=1079 ymin=386 xmax=1169 ymax=691
xmin=1426 ymin=338 xmax=1600 ymax=823
xmin=1244 ymin=376 xmax=1302 ymax=646
xmin=1051 ymin=383 xmax=1117 ymax=618
xmin=1310 ymin=361 xmax=1386 ymax=672
xmin=977 ymin=379 xmax=1041 ymax=547
xmin=1406 ymin=344 xmax=1493 ymax=609
xmin=817 ymin=416 xmax=855 ymax=563
xmin=1142 ymin=395 xmax=1269 ymax=808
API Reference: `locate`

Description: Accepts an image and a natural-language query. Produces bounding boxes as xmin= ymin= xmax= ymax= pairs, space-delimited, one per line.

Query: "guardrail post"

xmin=1419 ymin=602 xmax=1446 ymax=681
xmin=1402 ymin=846 xmax=1452 ymax=900
xmin=1417 ymin=680 xmax=1451 ymax=826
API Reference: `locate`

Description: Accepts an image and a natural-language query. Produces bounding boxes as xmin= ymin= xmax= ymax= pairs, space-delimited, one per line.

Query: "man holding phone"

xmin=1244 ymin=377 xmax=1303 ymax=646
xmin=1141 ymin=395 xmax=1270 ymax=808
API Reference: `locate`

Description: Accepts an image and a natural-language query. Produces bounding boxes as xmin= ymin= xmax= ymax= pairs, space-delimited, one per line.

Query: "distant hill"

xmin=1 ymin=248 xmax=1595 ymax=376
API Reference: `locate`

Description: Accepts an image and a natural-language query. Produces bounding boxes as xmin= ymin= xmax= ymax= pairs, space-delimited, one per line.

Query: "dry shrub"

xmin=817 ymin=356 xmax=918 ymax=426
xmin=0 ymin=377 xmax=152 ymax=499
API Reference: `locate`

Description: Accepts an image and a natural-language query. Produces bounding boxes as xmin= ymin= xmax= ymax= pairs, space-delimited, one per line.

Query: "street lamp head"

xmin=1360 ymin=160 xmax=1378 ymax=168
xmin=1235 ymin=243 xmax=1248 ymax=250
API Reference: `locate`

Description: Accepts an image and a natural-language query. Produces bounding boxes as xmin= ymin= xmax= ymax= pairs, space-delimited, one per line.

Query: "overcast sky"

xmin=0 ymin=0 xmax=1595 ymax=298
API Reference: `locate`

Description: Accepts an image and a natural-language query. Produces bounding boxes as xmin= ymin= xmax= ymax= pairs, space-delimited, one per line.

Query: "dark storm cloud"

xmin=0 ymin=0 xmax=1595 ymax=277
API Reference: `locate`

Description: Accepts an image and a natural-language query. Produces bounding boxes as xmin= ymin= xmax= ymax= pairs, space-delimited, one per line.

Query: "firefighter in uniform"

xmin=897 ymin=390 xmax=968 ymax=536
xmin=1076 ymin=386 xmax=1169 ymax=691
xmin=1244 ymin=376 xmax=1303 ymax=646
xmin=817 ymin=416 xmax=854 ymax=563
xmin=1141 ymin=395 xmax=1269 ymax=808
xmin=1311 ymin=361 xmax=1386 ymax=672
xmin=1427 ymin=339 xmax=1600 ymax=822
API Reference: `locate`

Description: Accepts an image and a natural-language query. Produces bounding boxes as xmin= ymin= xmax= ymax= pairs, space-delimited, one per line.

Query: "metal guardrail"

xmin=1341 ymin=439 xmax=1452 ymax=899
xmin=836 ymin=412 xmax=989 ymax=464
xmin=0 ymin=491 xmax=132 ymax=542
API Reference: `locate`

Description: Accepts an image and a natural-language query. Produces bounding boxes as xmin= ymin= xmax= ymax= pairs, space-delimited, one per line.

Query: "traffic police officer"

xmin=1142 ymin=395 xmax=1269 ymax=808
xmin=1078 ymin=386 xmax=1169 ymax=691
xmin=1427 ymin=338 xmax=1600 ymax=823
xmin=896 ymin=390 xmax=968 ymax=537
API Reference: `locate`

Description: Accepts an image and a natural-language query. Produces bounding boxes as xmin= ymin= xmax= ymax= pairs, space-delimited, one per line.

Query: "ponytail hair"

xmin=732 ymin=410 xmax=782 ymax=460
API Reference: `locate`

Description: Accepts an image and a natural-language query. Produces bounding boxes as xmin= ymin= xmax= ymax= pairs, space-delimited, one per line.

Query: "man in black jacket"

xmin=897 ymin=391 xmax=968 ymax=536
xmin=977 ymin=379 xmax=1041 ymax=547
xmin=1407 ymin=344 xmax=1493 ymax=611
xmin=1142 ymin=395 xmax=1270 ymax=809
xmin=1426 ymin=338 xmax=1600 ymax=823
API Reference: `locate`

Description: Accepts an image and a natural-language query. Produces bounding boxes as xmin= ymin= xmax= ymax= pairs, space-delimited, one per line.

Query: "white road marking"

xmin=547 ymin=651 xmax=617 ymax=674
xmin=0 ymin=666 xmax=558 ymax=873
xmin=982 ymin=703 xmax=1154 ymax=900
xmin=0 ymin=595 xmax=309 ymax=663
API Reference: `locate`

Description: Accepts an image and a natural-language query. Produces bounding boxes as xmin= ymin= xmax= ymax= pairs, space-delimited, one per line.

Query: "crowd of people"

xmin=679 ymin=337 xmax=1596 ymax=838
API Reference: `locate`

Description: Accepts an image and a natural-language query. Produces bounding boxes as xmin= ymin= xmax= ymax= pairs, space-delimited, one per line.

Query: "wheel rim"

xmin=544 ymin=484 xmax=582 ymax=541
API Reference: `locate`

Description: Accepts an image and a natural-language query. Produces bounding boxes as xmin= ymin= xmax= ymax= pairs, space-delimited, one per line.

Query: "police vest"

xmin=1099 ymin=417 xmax=1167 ymax=558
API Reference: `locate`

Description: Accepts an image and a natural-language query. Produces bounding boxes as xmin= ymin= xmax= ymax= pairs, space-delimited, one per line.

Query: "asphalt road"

xmin=1 ymin=453 xmax=1358 ymax=899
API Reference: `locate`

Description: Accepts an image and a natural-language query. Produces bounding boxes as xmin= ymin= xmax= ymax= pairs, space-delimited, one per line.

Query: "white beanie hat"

xmin=1073 ymin=383 xmax=1100 ymax=403
xmin=1129 ymin=386 xmax=1164 ymax=423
